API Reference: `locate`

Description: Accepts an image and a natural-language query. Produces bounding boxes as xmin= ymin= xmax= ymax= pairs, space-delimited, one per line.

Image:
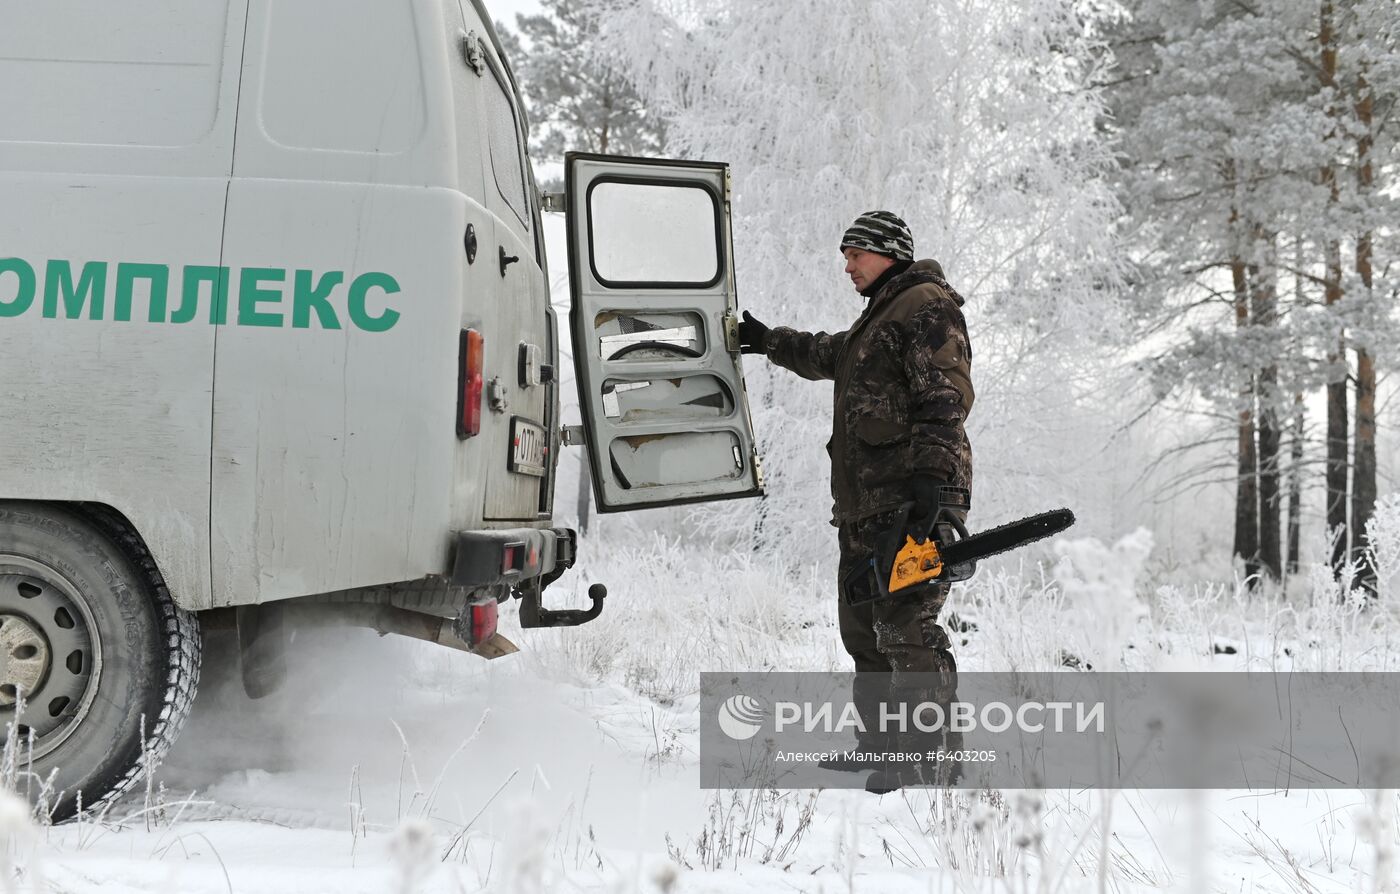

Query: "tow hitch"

xmin=452 ymin=526 xmax=608 ymax=628
xmin=518 ymin=580 xmax=607 ymax=628
xmin=511 ymin=527 xmax=608 ymax=628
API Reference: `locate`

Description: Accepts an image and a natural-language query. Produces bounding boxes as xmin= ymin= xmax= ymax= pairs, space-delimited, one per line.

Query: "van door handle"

xmin=499 ymin=246 xmax=520 ymax=277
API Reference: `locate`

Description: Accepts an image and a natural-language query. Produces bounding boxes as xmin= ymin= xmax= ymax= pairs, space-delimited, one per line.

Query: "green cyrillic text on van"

xmin=114 ymin=263 xmax=170 ymax=323
xmin=0 ymin=258 xmax=37 ymax=318
xmin=347 ymin=272 xmax=401 ymax=333
xmin=43 ymin=260 xmax=106 ymax=320
xmin=239 ymin=268 xmax=287 ymax=328
xmin=5 ymin=258 xmax=401 ymax=332
xmin=292 ymin=270 xmax=343 ymax=329
xmin=174 ymin=266 xmax=231 ymax=325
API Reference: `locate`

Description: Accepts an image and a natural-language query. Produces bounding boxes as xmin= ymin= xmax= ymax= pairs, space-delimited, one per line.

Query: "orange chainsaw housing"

xmin=888 ymin=535 xmax=945 ymax=593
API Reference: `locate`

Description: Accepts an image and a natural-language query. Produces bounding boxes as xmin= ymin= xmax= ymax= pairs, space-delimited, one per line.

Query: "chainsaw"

xmin=843 ymin=488 xmax=1076 ymax=605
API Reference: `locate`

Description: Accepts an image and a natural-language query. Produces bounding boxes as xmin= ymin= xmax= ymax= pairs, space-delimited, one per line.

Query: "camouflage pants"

xmin=836 ymin=508 xmax=958 ymax=676
xmin=837 ymin=507 xmax=960 ymax=760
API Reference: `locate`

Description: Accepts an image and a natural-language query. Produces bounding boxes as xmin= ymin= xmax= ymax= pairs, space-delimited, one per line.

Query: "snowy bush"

xmin=1365 ymin=493 xmax=1400 ymax=603
xmin=1050 ymin=528 xmax=1153 ymax=670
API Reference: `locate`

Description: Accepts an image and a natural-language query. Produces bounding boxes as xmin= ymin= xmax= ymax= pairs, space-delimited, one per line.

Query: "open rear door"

xmin=566 ymin=152 xmax=764 ymax=512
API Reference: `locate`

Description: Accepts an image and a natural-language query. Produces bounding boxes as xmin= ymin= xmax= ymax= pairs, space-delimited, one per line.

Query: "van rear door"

xmin=565 ymin=153 xmax=764 ymax=512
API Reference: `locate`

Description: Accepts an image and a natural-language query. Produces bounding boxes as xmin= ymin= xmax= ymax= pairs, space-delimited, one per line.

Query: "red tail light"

xmin=458 ymin=328 xmax=484 ymax=438
xmin=468 ymin=601 xmax=498 ymax=644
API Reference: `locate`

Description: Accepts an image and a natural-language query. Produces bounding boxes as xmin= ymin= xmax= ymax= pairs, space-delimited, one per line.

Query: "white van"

xmin=0 ymin=0 xmax=762 ymax=818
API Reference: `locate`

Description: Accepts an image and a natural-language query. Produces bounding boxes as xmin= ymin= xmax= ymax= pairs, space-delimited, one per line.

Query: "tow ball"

xmin=517 ymin=581 xmax=607 ymax=628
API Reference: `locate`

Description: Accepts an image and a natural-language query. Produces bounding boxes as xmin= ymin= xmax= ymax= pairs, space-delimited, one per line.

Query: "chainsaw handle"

xmin=935 ymin=512 xmax=979 ymax=582
xmin=911 ymin=500 xmax=971 ymax=545
xmin=947 ymin=512 xmax=970 ymax=541
xmin=908 ymin=484 xmax=971 ymax=541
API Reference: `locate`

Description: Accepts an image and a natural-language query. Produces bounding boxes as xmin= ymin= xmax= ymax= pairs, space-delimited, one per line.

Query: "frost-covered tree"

xmin=1110 ymin=0 xmax=1327 ymax=582
xmin=1109 ymin=0 xmax=1400 ymax=585
xmin=1338 ymin=0 xmax=1400 ymax=586
xmin=502 ymin=0 xmax=664 ymax=162
xmin=595 ymin=0 xmax=1129 ymax=568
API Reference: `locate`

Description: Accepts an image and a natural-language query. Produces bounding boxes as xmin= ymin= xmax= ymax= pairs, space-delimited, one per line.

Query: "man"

xmin=737 ymin=210 xmax=973 ymax=789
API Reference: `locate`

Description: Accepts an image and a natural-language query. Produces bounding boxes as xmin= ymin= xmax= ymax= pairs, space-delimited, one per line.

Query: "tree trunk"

xmin=1353 ymin=350 xmax=1375 ymax=571
xmin=1285 ymin=234 xmax=1307 ymax=578
xmin=1250 ymin=228 xmax=1281 ymax=582
xmin=1286 ymin=393 xmax=1305 ymax=577
xmin=1230 ymin=221 xmax=1259 ymax=581
xmin=1351 ymin=69 xmax=1377 ymax=590
xmin=1257 ymin=400 xmax=1281 ymax=582
xmin=1320 ymin=1 xmax=1349 ymax=577
xmin=1236 ymin=380 xmax=1260 ymax=584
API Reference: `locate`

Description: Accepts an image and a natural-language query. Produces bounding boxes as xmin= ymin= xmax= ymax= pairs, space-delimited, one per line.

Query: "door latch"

xmin=722 ymin=311 xmax=741 ymax=353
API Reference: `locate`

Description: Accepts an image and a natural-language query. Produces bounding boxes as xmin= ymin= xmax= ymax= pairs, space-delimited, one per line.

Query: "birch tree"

xmin=593 ymin=0 xmax=1128 ymax=567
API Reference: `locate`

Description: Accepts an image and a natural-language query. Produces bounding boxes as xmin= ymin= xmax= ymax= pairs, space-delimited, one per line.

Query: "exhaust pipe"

xmin=280 ymin=603 xmax=519 ymax=659
xmin=204 ymin=599 xmax=518 ymax=700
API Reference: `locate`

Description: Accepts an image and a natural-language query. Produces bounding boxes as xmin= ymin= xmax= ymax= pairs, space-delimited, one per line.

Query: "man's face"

xmin=842 ymin=247 xmax=896 ymax=293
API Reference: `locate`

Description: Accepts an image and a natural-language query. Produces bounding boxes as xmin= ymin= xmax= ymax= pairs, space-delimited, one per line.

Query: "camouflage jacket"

xmin=764 ymin=259 xmax=974 ymax=524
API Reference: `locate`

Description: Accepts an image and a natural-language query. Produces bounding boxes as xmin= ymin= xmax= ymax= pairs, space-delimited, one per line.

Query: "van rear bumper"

xmin=450 ymin=526 xmax=576 ymax=590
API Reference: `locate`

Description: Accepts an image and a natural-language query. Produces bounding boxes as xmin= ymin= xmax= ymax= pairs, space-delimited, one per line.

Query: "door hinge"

xmin=723 ymin=167 xmax=733 ymax=208
xmin=560 ymin=425 xmax=586 ymax=447
xmin=540 ymin=192 xmax=567 ymax=213
xmin=722 ymin=311 xmax=740 ymax=353
xmin=460 ymin=31 xmax=485 ymax=76
xmin=752 ymin=447 xmax=766 ymax=489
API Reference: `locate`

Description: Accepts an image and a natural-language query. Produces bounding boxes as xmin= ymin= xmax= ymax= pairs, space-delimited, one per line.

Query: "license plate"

xmin=509 ymin=417 xmax=548 ymax=477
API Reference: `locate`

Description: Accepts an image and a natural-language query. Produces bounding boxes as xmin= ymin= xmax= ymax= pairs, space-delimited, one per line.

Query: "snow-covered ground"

xmin=8 ymin=165 xmax=1398 ymax=894
xmin=5 ymin=529 xmax=1399 ymax=893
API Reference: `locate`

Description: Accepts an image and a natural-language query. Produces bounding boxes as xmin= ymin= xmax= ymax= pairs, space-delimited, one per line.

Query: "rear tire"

xmin=0 ymin=503 xmax=199 ymax=821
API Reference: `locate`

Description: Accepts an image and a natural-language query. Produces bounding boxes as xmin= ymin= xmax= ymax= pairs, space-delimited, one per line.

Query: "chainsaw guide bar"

xmin=873 ymin=507 xmax=1077 ymax=602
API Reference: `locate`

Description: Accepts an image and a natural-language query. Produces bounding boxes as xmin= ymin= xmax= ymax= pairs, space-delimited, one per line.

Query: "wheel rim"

xmin=0 ymin=555 xmax=102 ymax=761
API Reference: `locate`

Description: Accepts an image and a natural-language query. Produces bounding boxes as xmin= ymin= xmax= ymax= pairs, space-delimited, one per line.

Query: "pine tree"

xmin=1319 ymin=0 xmax=1350 ymax=575
xmin=1110 ymin=0 xmax=1325 ymax=584
xmin=502 ymin=0 xmax=664 ymax=162
xmin=1345 ymin=0 xmax=1398 ymax=588
xmin=1111 ymin=0 xmax=1400 ymax=585
xmin=1315 ymin=0 xmax=1400 ymax=585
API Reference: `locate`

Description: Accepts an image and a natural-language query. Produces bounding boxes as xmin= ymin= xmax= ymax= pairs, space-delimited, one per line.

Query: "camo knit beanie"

xmin=839 ymin=210 xmax=914 ymax=261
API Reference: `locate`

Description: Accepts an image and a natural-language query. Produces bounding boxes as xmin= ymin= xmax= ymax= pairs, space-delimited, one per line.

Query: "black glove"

xmin=737 ymin=310 xmax=770 ymax=355
xmin=910 ymin=476 xmax=967 ymax=525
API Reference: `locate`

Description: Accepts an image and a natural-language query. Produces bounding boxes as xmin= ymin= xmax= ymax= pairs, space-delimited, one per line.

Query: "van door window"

xmin=588 ymin=179 xmax=720 ymax=287
xmin=484 ymin=62 xmax=531 ymax=230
